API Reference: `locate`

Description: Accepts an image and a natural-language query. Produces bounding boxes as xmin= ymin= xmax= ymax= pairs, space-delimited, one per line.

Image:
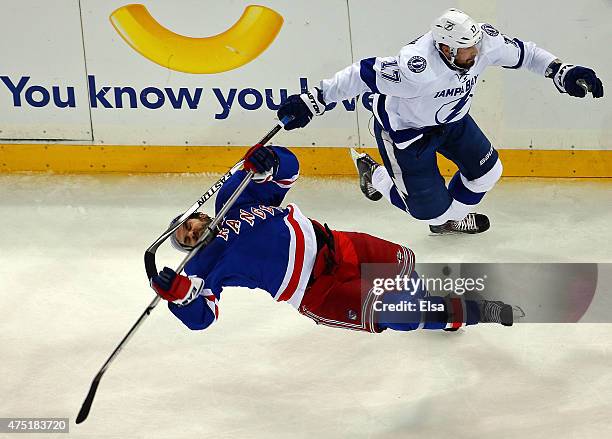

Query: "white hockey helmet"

xmin=169 ymin=213 xmax=193 ymax=253
xmin=431 ymin=9 xmax=482 ymax=67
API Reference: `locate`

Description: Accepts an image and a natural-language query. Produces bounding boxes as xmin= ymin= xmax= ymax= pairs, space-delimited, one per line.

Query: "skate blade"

xmin=428 ymin=230 xmax=468 ymax=237
xmin=512 ymin=305 xmax=526 ymax=321
xmin=349 ymin=147 xmax=363 ymax=170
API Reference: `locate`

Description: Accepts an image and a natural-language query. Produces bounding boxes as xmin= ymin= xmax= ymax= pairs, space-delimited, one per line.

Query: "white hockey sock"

xmin=371 ymin=166 xmax=394 ymax=201
xmin=428 ymin=199 xmax=472 ymax=226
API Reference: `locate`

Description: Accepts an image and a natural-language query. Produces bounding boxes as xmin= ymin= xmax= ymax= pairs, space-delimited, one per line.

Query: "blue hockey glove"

xmin=277 ymin=88 xmax=326 ymax=130
xmin=243 ymin=144 xmax=279 ymax=182
xmin=550 ymin=63 xmax=604 ymax=98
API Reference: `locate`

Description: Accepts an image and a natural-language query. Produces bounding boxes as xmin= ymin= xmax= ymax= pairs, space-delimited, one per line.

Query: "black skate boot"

xmin=429 ymin=212 xmax=490 ymax=235
xmin=350 ymin=148 xmax=382 ymax=201
xmin=478 ymin=300 xmax=525 ymax=326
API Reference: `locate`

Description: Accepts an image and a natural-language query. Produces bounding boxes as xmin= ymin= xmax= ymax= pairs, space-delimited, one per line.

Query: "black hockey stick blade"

xmin=76 ymin=372 xmax=102 ymax=424
xmin=75 ymin=295 xmax=160 ymax=424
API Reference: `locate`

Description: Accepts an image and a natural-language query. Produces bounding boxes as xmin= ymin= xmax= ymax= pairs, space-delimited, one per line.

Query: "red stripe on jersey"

xmin=204 ymin=294 xmax=219 ymax=320
xmin=275 ymin=174 xmax=298 ymax=184
xmin=448 ymin=298 xmax=464 ymax=330
xmin=278 ymin=205 xmax=305 ymax=302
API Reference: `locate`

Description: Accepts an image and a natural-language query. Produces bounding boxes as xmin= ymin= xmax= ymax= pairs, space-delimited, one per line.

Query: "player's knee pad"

xmin=462 ymin=158 xmax=503 ymax=193
xmin=448 ymin=172 xmax=484 ymax=205
xmin=405 ymin=186 xmax=453 ymax=220
xmin=448 ymin=159 xmax=502 ymax=206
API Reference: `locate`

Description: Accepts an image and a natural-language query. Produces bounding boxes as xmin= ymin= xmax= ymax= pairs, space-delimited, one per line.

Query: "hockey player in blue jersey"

xmin=277 ymin=9 xmax=603 ymax=235
xmin=150 ymin=144 xmax=523 ymax=333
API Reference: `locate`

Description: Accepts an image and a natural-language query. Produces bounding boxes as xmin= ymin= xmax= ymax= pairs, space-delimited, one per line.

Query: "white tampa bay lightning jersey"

xmin=320 ymin=23 xmax=557 ymax=148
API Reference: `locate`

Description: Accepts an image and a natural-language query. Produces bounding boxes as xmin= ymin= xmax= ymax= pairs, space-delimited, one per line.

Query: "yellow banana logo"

xmin=110 ymin=4 xmax=283 ymax=74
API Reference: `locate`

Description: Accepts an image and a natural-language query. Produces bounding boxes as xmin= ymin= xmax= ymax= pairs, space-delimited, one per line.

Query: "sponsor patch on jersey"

xmin=481 ymin=23 xmax=499 ymax=37
xmin=407 ymin=56 xmax=427 ymax=73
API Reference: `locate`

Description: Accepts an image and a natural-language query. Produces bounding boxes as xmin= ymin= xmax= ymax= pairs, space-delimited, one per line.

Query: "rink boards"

xmin=0 ymin=0 xmax=610 ymax=177
xmin=1 ymin=144 xmax=612 ymax=177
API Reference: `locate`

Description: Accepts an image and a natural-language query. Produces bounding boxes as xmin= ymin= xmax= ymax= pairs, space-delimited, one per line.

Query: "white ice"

xmin=1 ymin=173 xmax=611 ymax=438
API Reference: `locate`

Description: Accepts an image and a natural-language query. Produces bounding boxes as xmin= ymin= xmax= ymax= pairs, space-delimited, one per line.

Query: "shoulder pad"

xmin=398 ymin=43 xmax=438 ymax=81
xmin=478 ymin=23 xmax=506 ymax=52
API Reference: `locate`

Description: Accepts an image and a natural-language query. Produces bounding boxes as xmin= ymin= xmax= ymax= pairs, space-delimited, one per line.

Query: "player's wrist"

xmin=548 ymin=60 xmax=575 ymax=94
xmin=300 ymin=87 xmax=326 ymax=117
xmin=544 ymin=59 xmax=562 ymax=78
xmin=171 ymin=276 xmax=203 ymax=306
xmin=151 ymin=268 xmax=203 ymax=306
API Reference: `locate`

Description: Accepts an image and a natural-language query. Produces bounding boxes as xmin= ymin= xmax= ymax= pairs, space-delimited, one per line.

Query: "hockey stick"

xmin=144 ymin=116 xmax=291 ymax=279
xmin=75 ymin=116 xmax=291 ymax=424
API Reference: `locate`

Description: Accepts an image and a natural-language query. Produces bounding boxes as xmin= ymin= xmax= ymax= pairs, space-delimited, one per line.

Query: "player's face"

xmin=454 ymin=45 xmax=479 ymax=69
xmin=175 ymin=213 xmax=211 ymax=247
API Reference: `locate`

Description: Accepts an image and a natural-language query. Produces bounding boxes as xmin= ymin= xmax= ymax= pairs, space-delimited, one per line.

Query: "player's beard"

xmin=457 ymin=58 xmax=476 ymax=69
xmin=192 ymin=215 xmax=212 ymax=242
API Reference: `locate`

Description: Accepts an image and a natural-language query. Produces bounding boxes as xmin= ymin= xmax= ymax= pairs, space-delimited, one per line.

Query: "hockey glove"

xmin=549 ymin=62 xmax=604 ymax=98
xmin=150 ymin=267 xmax=203 ymax=306
xmin=243 ymin=144 xmax=279 ymax=182
xmin=277 ymin=87 xmax=326 ymax=130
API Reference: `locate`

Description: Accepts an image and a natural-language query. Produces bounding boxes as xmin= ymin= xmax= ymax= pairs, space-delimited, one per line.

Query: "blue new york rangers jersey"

xmin=320 ymin=24 xmax=557 ymax=148
xmin=168 ymin=146 xmax=317 ymax=330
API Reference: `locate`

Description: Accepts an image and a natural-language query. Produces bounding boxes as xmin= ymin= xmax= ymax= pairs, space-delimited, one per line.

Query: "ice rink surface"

xmin=1 ymin=173 xmax=611 ymax=438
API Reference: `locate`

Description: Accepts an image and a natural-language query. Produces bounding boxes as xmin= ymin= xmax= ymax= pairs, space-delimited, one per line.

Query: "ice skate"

xmin=350 ymin=148 xmax=383 ymax=201
xmin=478 ymin=300 xmax=525 ymax=326
xmin=429 ymin=212 xmax=490 ymax=235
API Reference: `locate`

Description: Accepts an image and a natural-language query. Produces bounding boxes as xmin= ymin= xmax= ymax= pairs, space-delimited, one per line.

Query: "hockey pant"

xmin=373 ymin=116 xmax=503 ymax=225
xmin=299 ymin=224 xmax=480 ymax=332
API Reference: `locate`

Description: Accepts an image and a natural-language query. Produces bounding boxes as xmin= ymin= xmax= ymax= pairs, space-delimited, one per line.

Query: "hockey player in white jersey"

xmin=277 ymin=9 xmax=603 ymax=234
